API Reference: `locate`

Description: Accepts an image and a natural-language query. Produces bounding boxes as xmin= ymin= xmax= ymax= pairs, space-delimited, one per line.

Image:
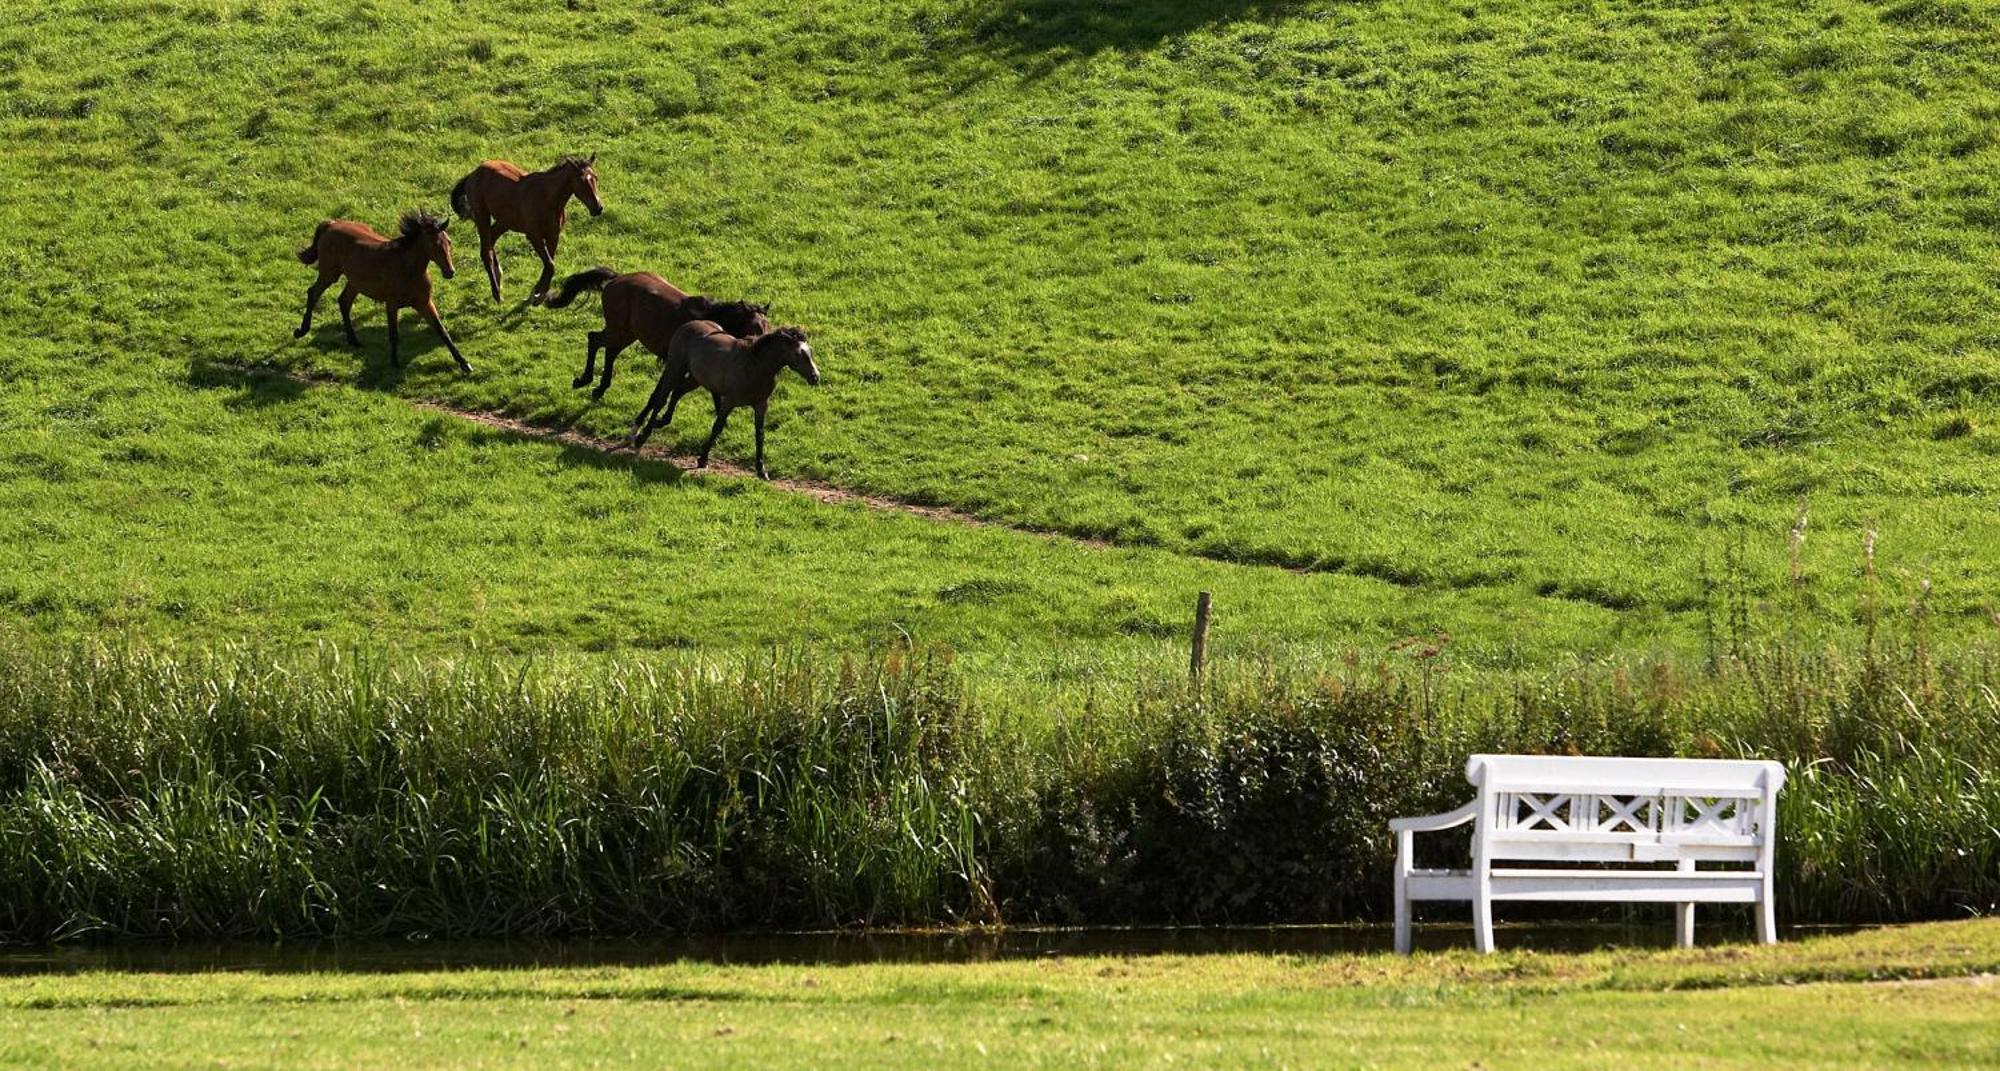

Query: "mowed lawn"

xmin=2 ymin=0 xmax=1998 ymax=660
xmin=1 ymin=921 xmax=1996 ymax=1069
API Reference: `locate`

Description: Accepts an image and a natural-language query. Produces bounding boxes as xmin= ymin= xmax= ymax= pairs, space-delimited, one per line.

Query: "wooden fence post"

xmin=1189 ymin=591 xmax=1212 ymax=682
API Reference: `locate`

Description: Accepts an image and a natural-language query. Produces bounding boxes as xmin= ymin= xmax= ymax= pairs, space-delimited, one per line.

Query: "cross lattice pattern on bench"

xmin=1389 ymin=754 xmax=1786 ymax=954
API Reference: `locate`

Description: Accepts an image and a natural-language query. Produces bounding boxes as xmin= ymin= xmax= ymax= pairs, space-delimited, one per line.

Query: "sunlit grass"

xmin=0 ymin=922 xmax=1995 ymax=1069
xmin=1 ymin=1 xmax=1998 ymax=659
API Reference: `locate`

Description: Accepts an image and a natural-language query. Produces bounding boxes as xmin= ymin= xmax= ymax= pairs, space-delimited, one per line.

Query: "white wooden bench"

xmin=1390 ymin=754 xmax=1785 ymax=954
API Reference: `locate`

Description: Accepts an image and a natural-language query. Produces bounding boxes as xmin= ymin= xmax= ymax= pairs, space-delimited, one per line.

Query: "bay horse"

xmin=293 ymin=210 xmax=470 ymax=373
xmin=449 ymin=155 xmax=604 ymax=304
xmin=542 ymin=266 xmax=771 ymax=399
xmin=630 ymin=322 xmax=819 ymax=480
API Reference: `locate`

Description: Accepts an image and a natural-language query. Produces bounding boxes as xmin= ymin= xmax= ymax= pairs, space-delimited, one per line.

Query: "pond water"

xmin=0 ymin=921 xmax=1857 ymax=975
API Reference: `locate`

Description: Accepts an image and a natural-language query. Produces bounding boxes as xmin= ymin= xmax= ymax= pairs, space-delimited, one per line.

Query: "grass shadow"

xmin=960 ymin=0 xmax=1301 ymax=73
xmin=186 ymin=357 xmax=311 ymax=409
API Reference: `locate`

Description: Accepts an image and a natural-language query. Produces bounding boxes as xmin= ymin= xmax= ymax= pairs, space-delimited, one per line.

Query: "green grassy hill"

xmin=2 ymin=0 xmax=1996 ymax=663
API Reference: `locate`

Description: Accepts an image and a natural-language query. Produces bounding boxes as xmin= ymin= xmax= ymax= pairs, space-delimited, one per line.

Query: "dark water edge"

xmin=0 ymin=921 xmax=1862 ymax=975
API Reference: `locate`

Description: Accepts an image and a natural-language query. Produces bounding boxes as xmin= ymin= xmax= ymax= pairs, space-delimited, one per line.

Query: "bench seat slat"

xmin=1489 ymin=782 xmax=1764 ymax=798
xmin=1487 ymin=831 xmax=1759 ymax=846
xmin=1405 ymin=868 xmax=1764 ymax=904
xmin=1480 ymin=840 xmax=1760 ymax=864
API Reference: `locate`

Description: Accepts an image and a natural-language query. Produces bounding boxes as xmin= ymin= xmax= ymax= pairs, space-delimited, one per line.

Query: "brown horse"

xmin=630 ymin=323 xmax=819 ymax=479
xmin=294 ymin=210 xmax=470 ymax=373
xmin=449 ymin=155 xmax=604 ymax=304
xmin=542 ymin=266 xmax=771 ymax=399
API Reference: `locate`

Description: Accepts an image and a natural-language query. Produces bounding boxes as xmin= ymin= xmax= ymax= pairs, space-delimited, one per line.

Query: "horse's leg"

xmin=479 ymin=224 xmax=502 ymax=303
xmin=751 ymin=402 xmax=770 ymax=480
xmin=572 ymin=330 xmax=604 ymax=390
xmin=591 ymin=339 xmax=631 ymax=400
xmin=696 ymin=399 xmax=732 ymax=469
xmin=421 ymin=300 xmax=472 ymax=374
xmin=294 ymin=277 xmax=331 ymax=338
xmin=529 ymin=233 xmax=558 ymax=304
xmin=385 ymin=304 xmax=400 ymax=367
xmin=660 ymin=383 xmax=693 ymax=427
xmin=336 ymin=285 xmax=360 ymax=346
xmin=629 ymin=369 xmax=679 ymax=448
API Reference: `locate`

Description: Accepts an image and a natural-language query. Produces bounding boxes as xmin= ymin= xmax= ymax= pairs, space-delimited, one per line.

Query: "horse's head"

xmin=765 ymin=326 xmax=819 ymax=386
xmin=564 ymin=154 xmax=604 ymax=217
xmin=398 ymin=210 xmax=455 ymax=279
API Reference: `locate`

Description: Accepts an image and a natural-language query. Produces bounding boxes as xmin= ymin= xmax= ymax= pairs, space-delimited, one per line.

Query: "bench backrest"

xmin=1465 ymin=754 xmax=1785 ymax=865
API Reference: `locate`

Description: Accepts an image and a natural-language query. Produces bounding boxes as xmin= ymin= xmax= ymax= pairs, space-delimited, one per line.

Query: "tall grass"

xmin=0 ymin=632 xmax=1993 ymax=941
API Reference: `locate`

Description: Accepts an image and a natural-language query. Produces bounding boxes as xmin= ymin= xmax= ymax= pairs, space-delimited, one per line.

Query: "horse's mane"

xmin=749 ymin=326 xmax=807 ymax=354
xmin=391 ymin=209 xmax=449 ymax=247
xmin=556 ymin=154 xmax=594 ymax=171
xmin=686 ymin=296 xmax=771 ymax=337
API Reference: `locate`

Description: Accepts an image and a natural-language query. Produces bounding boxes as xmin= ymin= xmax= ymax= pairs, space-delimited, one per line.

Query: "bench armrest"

xmin=1389 ymin=799 xmax=1478 ymax=833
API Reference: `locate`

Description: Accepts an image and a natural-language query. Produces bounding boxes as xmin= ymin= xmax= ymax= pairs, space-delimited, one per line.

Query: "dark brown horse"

xmin=449 ymin=155 xmax=604 ymax=304
xmin=630 ymin=323 xmax=819 ymax=479
xmin=294 ymin=210 xmax=470 ymax=373
xmin=542 ymin=266 xmax=771 ymax=399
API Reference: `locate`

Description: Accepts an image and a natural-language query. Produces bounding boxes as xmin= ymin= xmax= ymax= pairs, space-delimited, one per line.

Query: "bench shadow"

xmin=0 ymin=921 xmax=1820 ymax=977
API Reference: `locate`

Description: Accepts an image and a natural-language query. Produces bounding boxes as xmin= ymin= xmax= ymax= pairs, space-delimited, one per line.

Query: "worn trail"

xmin=265 ymin=363 xmax=1126 ymax=550
xmin=251 ymin=363 xmax=1650 ymax=609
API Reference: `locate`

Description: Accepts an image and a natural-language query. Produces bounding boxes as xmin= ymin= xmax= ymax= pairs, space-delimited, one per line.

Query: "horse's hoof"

xmin=590 ymin=387 xmax=608 ymax=402
xmin=458 ymin=363 xmax=474 ymax=376
xmin=292 ymin=327 xmax=307 ymax=339
xmin=571 ymin=376 xmax=591 ymax=390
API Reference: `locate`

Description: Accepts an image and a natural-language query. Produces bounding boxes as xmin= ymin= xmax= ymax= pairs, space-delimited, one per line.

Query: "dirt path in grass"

xmin=442 ymin=398 xmax=1122 ymax=544
xmin=246 ymin=364 xmax=1637 ymax=606
xmin=263 ymin=364 xmax=1129 ymax=553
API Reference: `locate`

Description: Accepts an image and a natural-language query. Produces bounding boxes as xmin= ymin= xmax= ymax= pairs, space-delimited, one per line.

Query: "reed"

xmin=0 ymin=626 xmax=1993 ymax=941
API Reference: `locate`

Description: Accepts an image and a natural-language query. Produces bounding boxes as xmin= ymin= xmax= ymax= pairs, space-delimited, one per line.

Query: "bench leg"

xmin=1394 ymin=892 xmax=1411 ymax=955
xmin=1758 ymin=888 xmax=1778 ymax=945
xmin=1674 ymin=861 xmax=1695 ymax=948
xmin=1393 ymin=829 xmax=1412 ymax=955
xmin=1472 ymin=876 xmax=1495 ymax=955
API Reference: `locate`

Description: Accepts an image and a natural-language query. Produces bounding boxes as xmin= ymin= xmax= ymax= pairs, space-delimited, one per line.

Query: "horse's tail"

xmin=449 ymin=171 xmax=475 ymax=219
xmin=297 ymin=220 xmax=332 ymax=264
xmin=543 ymin=266 xmax=618 ymax=309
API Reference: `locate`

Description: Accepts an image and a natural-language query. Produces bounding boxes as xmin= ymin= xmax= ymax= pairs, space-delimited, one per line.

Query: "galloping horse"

xmin=630 ymin=323 xmax=819 ymax=479
xmin=294 ymin=210 xmax=470 ymax=373
xmin=449 ymin=155 xmax=604 ymax=304
xmin=542 ymin=266 xmax=770 ymax=399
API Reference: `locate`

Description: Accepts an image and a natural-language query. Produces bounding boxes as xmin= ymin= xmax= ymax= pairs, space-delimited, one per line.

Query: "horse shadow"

xmin=295 ymin=322 xmax=468 ymax=391
xmin=461 ymin=425 xmax=686 ymax=486
xmin=186 ymin=354 xmax=311 ymax=409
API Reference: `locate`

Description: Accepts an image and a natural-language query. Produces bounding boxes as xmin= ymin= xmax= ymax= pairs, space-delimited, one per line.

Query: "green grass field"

xmin=3 ymin=0 xmax=1998 ymax=663
xmin=1 ymin=921 xmax=1995 ymax=1069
